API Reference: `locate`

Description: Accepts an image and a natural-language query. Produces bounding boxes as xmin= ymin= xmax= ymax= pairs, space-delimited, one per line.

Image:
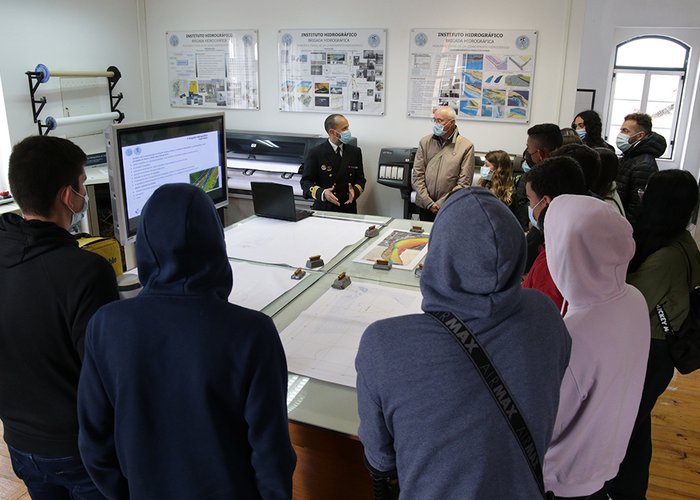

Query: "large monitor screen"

xmin=105 ymin=112 xmax=228 ymax=244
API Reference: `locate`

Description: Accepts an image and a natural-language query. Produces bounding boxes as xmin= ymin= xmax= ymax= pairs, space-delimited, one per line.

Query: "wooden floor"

xmin=1 ymin=368 xmax=699 ymax=499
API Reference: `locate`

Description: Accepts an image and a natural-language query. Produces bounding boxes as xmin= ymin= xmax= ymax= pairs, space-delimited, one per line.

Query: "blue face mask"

xmin=528 ymin=198 xmax=544 ymax=229
xmin=339 ymin=130 xmax=352 ymax=144
xmin=521 ymin=161 xmax=531 ymax=173
xmin=616 ymin=132 xmax=640 ymax=152
xmin=576 ymin=128 xmax=587 ymax=140
xmin=480 ymin=166 xmax=493 ymax=181
xmin=433 ymin=124 xmax=444 ymax=137
xmin=69 ymin=188 xmax=89 ymax=228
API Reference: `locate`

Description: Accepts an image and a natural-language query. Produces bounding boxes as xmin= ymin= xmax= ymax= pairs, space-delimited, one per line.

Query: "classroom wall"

xmin=577 ymin=0 xmax=700 ymax=176
xmin=142 ymin=0 xmax=586 ymax=217
xmin=0 ymin=0 xmax=149 ymax=189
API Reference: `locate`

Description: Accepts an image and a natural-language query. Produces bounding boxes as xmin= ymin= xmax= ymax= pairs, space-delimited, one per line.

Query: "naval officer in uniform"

xmin=301 ymin=114 xmax=366 ymax=214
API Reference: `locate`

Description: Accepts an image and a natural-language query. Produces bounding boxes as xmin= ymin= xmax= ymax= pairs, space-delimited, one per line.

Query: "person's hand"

xmin=430 ymin=202 xmax=440 ymax=214
xmin=323 ymin=185 xmax=340 ymax=206
xmin=344 ymin=183 xmax=356 ymax=205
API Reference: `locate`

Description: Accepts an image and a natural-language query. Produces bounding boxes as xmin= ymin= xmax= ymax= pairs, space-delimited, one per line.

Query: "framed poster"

xmin=167 ymin=30 xmax=259 ymax=110
xmin=278 ymin=29 xmax=386 ymax=115
xmin=575 ymin=88 xmax=597 ymax=113
xmin=407 ymin=29 xmax=538 ymax=122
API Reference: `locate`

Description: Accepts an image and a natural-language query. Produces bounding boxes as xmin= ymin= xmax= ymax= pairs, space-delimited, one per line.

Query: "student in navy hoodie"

xmin=77 ymin=183 xmax=295 ymax=499
xmin=356 ymin=188 xmax=571 ymax=499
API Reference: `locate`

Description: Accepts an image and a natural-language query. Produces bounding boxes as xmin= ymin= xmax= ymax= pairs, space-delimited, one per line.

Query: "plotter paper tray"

xmin=226 ymin=130 xmax=325 ymax=196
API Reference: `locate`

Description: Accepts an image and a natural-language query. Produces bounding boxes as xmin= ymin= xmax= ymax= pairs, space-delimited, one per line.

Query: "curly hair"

xmin=573 ymin=110 xmax=608 ymax=148
xmin=479 ymin=150 xmax=514 ymax=205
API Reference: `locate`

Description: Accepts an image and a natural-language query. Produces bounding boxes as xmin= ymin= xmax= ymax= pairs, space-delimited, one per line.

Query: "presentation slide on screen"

xmin=121 ymin=131 xmax=221 ymax=218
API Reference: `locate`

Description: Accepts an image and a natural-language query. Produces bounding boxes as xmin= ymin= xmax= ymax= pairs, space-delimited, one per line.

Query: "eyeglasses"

xmin=432 ymin=117 xmax=451 ymax=125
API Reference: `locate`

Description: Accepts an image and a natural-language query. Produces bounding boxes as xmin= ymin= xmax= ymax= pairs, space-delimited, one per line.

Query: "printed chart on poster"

xmin=167 ymin=30 xmax=260 ymax=110
xmin=407 ymin=29 xmax=537 ymax=122
xmin=278 ymin=29 xmax=386 ymax=115
xmin=353 ymin=229 xmax=429 ymax=270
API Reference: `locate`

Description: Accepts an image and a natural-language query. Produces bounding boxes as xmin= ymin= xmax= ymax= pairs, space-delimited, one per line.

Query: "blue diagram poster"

xmin=278 ymin=29 xmax=386 ymax=115
xmin=407 ymin=29 xmax=537 ymax=122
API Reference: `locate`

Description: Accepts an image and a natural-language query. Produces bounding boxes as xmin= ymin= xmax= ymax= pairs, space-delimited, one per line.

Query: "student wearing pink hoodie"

xmin=542 ymin=195 xmax=650 ymax=499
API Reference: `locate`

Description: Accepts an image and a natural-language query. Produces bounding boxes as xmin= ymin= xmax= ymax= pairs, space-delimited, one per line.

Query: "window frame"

xmin=606 ymin=35 xmax=690 ymax=160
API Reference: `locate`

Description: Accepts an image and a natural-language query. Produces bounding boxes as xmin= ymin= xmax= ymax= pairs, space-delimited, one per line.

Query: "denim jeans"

xmin=8 ymin=445 xmax=106 ymax=500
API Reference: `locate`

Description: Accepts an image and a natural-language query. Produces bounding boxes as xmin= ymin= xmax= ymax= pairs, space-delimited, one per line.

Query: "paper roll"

xmin=34 ymin=64 xmax=115 ymax=83
xmin=45 ymin=112 xmax=121 ymax=130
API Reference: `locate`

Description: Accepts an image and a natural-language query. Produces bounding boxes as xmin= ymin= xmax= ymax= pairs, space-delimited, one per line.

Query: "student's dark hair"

xmin=628 ymin=169 xmax=699 ymax=273
xmin=560 ymin=127 xmax=582 ymax=146
xmin=527 ymin=123 xmax=563 ymax=153
xmin=573 ymin=110 xmax=606 ymax=147
xmin=550 ymin=144 xmax=601 ymax=193
xmin=624 ymin=112 xmax=653 ymax=134
xmin=8 ymin=135 xmax=86 ymax=217
xmin=324 ymin=114 xmax=344 ymax=132
xmin=593 ymin=147 xmax=619 ymax=198
xmin=526 ymin=156 xmax=587 ymax=230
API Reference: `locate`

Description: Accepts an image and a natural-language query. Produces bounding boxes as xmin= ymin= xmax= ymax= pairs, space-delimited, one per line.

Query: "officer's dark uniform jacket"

xmin=300 ymin=140 xmax=366 ymax=213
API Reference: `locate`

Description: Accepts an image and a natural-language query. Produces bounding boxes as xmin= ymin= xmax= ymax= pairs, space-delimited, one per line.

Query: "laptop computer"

xmin=250 ymin=182 xmax=312 ymax=222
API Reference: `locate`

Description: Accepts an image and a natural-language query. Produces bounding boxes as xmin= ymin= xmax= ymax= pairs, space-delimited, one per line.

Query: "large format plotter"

xmin=226 ymin=130 xmax=326 ymax=196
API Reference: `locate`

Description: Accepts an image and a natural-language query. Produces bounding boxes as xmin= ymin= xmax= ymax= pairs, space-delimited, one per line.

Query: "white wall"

xmin=143 ymin=0 xmax=585 ymax=217
xmin=0 ymin=0 xmax=149 ymax=189
xmin=577 ymin=0 xmax=700 ymax=176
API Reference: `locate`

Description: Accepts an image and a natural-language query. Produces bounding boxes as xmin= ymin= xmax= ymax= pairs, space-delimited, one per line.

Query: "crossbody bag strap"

xmin=428 ymin=311 xmax=546 ymax=498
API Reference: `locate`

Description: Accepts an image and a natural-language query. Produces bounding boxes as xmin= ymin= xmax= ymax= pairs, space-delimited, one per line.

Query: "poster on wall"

xmin=407 ymin=29 xmax=538 ymax=122
xmin=278 ymin=29 xmax=386 ymax=115
xmin=166 ymin=30 xmax=260 ymax=110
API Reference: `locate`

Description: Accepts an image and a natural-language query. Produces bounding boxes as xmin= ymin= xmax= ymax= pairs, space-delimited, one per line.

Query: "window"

xmin=606 ymin=36 xmax=689 ymax=159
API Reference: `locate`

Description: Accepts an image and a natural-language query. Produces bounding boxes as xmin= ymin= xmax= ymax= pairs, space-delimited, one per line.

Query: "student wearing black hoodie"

xmin=0 ymin=135 xmax=119 ymax=498
xmin=77 ymin=183 xmax=295 ymax=499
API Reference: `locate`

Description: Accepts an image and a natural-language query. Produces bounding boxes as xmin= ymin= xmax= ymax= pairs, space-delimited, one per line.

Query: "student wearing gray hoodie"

xmin=356 ymin=188 xmax=571 ymax=499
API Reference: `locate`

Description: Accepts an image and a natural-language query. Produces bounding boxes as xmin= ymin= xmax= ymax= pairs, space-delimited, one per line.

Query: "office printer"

xmin=226 ymin=131 xmax=326 ymax=196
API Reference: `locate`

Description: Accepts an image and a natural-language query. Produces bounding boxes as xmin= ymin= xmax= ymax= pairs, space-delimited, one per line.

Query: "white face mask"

xmin=480 ymin=166 xmax=493 ymax=181
xmin=69 ymin=188 xmax=89 ymax=227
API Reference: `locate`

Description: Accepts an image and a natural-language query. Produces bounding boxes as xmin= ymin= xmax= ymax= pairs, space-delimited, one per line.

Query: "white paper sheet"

xmin=124 ymin=262 xmax=304 ymax=312
xmin=280 ymin=282 xmax=423 ymax=387
xmin=228 ymin=261 xmax=305 ymax=311
xmin=224 ymin=216 xmax=373 ymax=268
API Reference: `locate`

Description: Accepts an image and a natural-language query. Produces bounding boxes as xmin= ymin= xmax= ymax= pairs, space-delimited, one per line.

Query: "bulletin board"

xmin=166 ymin=30 xmax=260 ymax=110
xmin=407 ymin=29 xmax=538 ymax=122
xmin=278 ymin=29 xmax=386 ymax=115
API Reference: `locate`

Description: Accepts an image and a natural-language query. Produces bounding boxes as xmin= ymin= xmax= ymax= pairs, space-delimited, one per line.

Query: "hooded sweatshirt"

xmin=543 ymin=195 xmax=650 ymax=497
xmin=0 ymin=213 xmax=118 ymax=456
xmin=356 ymin=188 xmax=571 ymax=500
xmin=77 ymin=184 xmax=295 ymax=499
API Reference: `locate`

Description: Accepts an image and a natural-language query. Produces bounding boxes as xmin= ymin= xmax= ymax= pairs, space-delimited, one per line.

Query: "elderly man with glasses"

xmin=411 ymin=106 xmax=475 ymax=221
